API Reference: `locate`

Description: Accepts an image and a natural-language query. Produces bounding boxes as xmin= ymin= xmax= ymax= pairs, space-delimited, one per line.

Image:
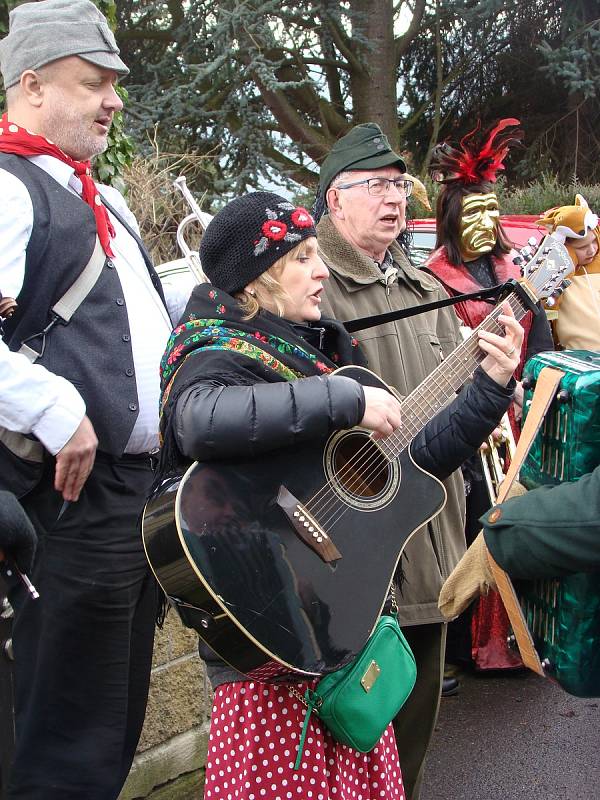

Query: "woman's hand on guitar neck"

xmin=477 ymin=302 xmax=524 ymax=387
xmin=360 ymin=386 xmax=402 ymax=440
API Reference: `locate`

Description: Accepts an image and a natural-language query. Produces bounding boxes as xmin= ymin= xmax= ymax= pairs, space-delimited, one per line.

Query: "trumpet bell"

xmin=171 ymin=177 xmax=213 ymax=285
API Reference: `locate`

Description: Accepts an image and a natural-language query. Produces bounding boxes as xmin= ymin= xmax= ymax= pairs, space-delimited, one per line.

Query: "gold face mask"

xmin=459 ymin=192 xmax=500 ymax=261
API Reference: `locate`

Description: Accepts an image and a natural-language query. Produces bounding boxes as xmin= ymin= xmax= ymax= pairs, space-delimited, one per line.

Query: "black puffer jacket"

xmin=174 ymin=344 xmax=513 ymax=479
xmin=175 ymin=363 xmax=513 ymax=482
xmin=163 ymin=282 xmax=514 ymax=478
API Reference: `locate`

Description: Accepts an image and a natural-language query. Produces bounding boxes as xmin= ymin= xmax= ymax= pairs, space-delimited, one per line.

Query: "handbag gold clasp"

xmin=360 ymin=660 xmax=381 ymax=692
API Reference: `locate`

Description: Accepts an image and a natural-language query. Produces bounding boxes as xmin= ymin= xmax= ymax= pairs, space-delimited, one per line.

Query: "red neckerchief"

xmin=0 ymin=114 xmax=115 ymax=256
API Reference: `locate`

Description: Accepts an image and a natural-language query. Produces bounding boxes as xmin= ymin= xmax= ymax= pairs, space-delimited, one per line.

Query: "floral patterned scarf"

xmin=155 ymin=282 xmax=364 ymax=481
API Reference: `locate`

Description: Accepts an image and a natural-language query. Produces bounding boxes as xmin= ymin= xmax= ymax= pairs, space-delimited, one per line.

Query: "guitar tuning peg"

xmin=527 ymin=236 xmax=537 ymax=247
xmin=546 ymin=296 xmax=557 ymax=308
xmin=512 ymin=255 xmax=524 ymax=266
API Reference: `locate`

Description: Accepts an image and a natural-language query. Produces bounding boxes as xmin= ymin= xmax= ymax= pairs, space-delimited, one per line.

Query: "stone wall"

xmin=119 ymin=613 xmax=212 ymax=800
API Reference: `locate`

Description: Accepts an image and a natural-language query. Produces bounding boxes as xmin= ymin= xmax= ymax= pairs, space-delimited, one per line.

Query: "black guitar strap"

xmin=342 ymin=284 xmax=505 ymax=334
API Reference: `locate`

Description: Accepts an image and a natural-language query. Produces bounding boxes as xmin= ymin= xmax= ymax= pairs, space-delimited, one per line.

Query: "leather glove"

xmin=0 ymin=490 xmax=37 ymax=575
xmin=438 ymin=532 xmax=497 ymax=620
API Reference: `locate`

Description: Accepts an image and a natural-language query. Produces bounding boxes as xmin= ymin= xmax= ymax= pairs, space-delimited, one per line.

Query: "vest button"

xmin=128 ymin=402 xmax=138 ymax=412
xmin=125 ymin=368 xmax=134 ymax=377
xmin=116 ymin=298 xmax=125 ymax=306
xmin=122 ymin=334 xmax=130 ymax=342
xmin=106 ymin=259 xmax=115 ymax=269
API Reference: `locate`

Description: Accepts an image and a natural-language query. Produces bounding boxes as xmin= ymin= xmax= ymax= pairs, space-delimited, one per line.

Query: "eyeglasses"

xmin=334 ymin=177 xmax=414 ymax=198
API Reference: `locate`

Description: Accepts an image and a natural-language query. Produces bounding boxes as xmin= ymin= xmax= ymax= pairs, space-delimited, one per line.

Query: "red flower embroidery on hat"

xmin=262 ymin=220 xmax=287 ymax=240
xmin=291 ymin=208 xmax=314 ymax=228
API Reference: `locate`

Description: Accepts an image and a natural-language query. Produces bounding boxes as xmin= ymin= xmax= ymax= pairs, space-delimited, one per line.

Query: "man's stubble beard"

xmin=42 ymin=94 xmax=109 ymax=162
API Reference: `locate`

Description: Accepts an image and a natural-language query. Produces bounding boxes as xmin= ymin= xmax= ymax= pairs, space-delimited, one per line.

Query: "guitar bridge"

xmin=277 ymin=485 xmax=342 ymax=563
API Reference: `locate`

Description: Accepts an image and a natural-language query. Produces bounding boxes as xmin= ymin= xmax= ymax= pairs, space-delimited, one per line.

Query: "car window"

xmin=410 ymin=231 xmax=437 ymax=266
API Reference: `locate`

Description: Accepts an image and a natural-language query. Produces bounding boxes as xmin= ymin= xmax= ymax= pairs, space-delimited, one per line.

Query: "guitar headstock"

xmin=519 ymin=234 xmax=573 ymax=305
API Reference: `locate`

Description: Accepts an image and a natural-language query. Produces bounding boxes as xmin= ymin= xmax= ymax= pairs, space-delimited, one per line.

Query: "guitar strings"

xmin=303 ymin=296 xmax=527 ymax=532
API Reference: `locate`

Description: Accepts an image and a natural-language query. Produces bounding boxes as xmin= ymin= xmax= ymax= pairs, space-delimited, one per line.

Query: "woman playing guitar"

xmin=153 ymin=191 xmax=522 ymax=799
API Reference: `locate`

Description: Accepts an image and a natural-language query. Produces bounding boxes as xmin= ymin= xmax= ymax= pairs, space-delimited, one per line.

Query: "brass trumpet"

xmin=173 ymin=176 xmax=212 ymax=284
xmin=480 ymin=412 xmax=517 ymax=503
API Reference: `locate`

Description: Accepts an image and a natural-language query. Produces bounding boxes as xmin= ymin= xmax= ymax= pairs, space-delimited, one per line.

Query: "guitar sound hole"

xmin=332 ymin=433 xmax=390 ymax=498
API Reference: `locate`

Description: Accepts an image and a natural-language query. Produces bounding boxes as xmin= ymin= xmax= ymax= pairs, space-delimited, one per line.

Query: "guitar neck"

xmin=382 ymin=288 xmax=529 ymax=459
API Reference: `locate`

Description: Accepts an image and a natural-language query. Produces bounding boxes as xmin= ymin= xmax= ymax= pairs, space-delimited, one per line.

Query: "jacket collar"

xmin=316 ymin=213 xmax=442 ymax=296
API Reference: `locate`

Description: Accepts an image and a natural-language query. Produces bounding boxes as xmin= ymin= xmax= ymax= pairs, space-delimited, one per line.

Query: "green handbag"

xmin=293 ymin=609 xmax=417 ymax=769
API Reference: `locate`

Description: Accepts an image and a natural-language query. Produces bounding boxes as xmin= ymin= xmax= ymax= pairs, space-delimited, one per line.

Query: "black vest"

xmin=1 ymin=153 xmax=161 ymax=455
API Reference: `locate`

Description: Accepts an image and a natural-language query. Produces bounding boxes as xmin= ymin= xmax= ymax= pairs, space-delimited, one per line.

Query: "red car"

xmin=409 ymin=215 xmax=545 ymax=267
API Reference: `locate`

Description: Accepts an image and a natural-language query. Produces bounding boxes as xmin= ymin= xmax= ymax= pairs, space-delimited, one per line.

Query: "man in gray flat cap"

xmin=0 ymin=2 xmax=186 ymax=797
xmin=316 ymin=124 xmax=466 ymax=800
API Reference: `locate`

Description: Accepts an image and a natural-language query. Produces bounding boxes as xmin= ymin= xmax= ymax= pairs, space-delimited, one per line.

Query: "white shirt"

xmin=0 ymin=155 xmax=187 ymax=454
xmin=0 ymin=338 xmax=85 ymax=455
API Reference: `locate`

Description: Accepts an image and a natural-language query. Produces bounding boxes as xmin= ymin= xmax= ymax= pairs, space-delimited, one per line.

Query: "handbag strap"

xmin=485 ymin=365 xmax=566 ymax=675
xmin=292 ymin=686 xmax=321 ymax=770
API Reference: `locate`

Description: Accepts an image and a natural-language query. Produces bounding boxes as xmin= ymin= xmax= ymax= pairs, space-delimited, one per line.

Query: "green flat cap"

xmin=319 ymin=123 xmax=407 ymax=193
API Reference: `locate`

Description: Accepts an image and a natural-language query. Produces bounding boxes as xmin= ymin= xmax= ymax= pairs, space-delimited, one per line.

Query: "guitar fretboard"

xmin=378 ymin=291 xmax=529 ymax=460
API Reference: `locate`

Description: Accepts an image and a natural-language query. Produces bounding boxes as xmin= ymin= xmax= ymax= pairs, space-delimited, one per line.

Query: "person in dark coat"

xmin=439 ymin=464 xmax=600 ymax=621
xmin=156 ymin=190 xmax=523 ymax=799
xmin=0 ymin=3 xmax=186 ymax=796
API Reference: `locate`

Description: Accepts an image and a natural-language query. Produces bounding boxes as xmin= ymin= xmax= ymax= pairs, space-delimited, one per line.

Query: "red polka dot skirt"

xmin=204 ymin=680 xmax=405 ymax=800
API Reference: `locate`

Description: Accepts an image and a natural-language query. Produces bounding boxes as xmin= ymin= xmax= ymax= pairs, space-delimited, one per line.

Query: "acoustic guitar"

xmin=142 ymin=236 xmax=572 ymax=679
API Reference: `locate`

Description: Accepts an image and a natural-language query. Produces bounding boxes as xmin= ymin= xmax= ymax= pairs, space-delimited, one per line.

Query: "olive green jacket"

xmin=482 ymin=465 xmax=600 ymax=578
xmin=317 ymin=214 xmax=467 ymax=626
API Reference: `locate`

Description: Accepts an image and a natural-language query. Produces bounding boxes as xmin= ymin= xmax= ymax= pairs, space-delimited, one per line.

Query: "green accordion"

xmin=517 ymin=350 xmax=600 ymax=698
xmin=521 ymin=350 xmax=600 ymax=490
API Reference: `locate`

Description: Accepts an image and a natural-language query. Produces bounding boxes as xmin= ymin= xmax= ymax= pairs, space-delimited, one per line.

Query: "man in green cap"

xmin=316 ymin=122 xmax=465 ymax=800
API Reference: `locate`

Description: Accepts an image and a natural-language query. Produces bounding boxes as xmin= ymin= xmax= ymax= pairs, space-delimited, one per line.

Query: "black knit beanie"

xmin=199 ymin=192 xmax=317 ymax=294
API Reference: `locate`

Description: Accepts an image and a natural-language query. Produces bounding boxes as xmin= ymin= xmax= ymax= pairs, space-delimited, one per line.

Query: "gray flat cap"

xmin=0 ymin=0 xmax=129 ymax=90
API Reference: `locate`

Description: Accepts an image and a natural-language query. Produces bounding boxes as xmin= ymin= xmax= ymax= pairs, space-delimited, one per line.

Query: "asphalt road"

xmin=421 ymin=669 xmax=600 ymax=800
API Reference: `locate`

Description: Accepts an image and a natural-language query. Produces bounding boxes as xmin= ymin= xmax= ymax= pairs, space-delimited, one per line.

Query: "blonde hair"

xmin=236 ymin=239 xmax=315 ymax=320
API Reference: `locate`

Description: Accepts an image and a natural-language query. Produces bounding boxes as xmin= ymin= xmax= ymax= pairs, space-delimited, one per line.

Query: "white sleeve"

xmin=0 ymin=340 xmax=86 ymax=455
xmin=0 ymin=168 xmax=85 ymax=454
xmin=161 ymin=276 xmax=194 ymax=326
xmin=0 ymin=168 xmax=33 ymax=297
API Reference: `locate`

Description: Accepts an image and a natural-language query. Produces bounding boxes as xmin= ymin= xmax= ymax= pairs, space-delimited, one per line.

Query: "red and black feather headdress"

xmin=430 ymin=118 xmax=523 ymax=185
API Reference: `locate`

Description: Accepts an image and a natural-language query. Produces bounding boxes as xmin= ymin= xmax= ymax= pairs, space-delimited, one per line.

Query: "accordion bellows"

xmin=518 ymin=350 xmax=600 ymax=697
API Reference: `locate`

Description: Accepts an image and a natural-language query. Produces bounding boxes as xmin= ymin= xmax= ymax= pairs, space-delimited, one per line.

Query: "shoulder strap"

xmin=18 ymin=236 xmax=106 ymax=362
xmin=485 ymin=366 xmax=566 ymax=677
xmin=342 ymin=284 xmax=503 ymax=334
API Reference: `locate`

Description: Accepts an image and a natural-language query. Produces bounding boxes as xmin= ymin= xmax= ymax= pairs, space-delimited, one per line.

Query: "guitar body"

xmin=143 ymin=367 xmax=446 ymax=677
